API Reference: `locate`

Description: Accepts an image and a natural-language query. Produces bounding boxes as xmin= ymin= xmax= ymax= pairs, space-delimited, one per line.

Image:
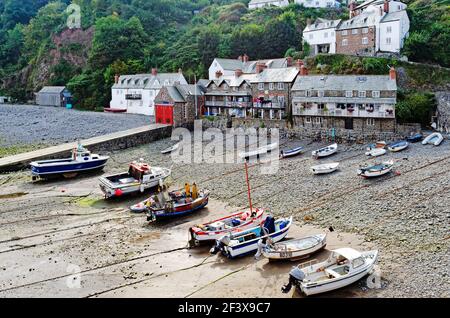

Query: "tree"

xmin=396 ymin=92 xmax=435 ymax=125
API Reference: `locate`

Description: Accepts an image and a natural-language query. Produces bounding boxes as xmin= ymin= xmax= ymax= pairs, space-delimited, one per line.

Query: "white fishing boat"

xmin=161 ymin=143 xmax=179 ymax=154
xmin=239 ymin=142 xmax=278 ymax=160
xmin=282 ymin=248 xmax=378 ymax=296
xmin=357 ymin=160 xmax=394 ymax=178
xmin=210 ymin=216 xmax=293 ymax=259
xmin=365 ymin=148 xmax=386 ymax=157
xmin=388 ymin=140 xmax=409 ymax=152
xmin=260 ymin=234 xmax=327 ymax=261
xmin=312 ymin=143 xmax=338 ymax=159
xmin=280 ymin=146 xmax=303 ymax=159
xmin=422 ymin=132 xmax=443 ymax=146
xmin=366 ymin=141 xmax=387 ymax=151
xmin=311 ymin=162 xmax=339 ymax=175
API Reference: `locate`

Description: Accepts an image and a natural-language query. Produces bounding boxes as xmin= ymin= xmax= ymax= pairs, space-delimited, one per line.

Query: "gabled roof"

xmin=158 ymin=84 xmax=205 ymax=103
xmin=38 ymin=86 xmax=67 ymax=94
xmin=292 ymin=75 xmax=397 ymax=91
xmin=304 ymin=19 xmax=342 ymax=32
xmin=213 ymin=57 xmax=289 ymax=74
xmin=380 ymin=10 xmax=406 ymax=23
xmin=337 ymin=11 xmax=378 ymax=30
xmin=251 ymin=67 xmax=299 ymax=83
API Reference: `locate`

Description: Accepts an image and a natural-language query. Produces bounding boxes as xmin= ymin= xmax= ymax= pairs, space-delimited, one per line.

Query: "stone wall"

xmin=436 ymin=91 xmax=450 ymax=133
xmin=336 ymin=26 xmax=376 ymax=56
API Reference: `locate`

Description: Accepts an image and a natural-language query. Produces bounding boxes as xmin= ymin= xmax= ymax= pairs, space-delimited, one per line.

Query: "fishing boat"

xmin=146 ymin=189 xmax=209 ymax=222
xmin=161 ymin=143 xmax=179 ymax=154
xmin=357 ymin=160 xmax=394 ymax=178
xmin=422 ymin=132 xmax=444 ymax=146
xmin=99 ymin=160 xmax=171 ymax=199
xmin=312 ymin=143 xmax=338 ymax=159
xmin=365 ymin=148 xmax=386 ymax=157
xmin=260 ymin=234 xmax=327 ymax=261
xmin=311 ymin=162 xmax=339 ymax=175
xmin=406 ymin=133 xmax=423 ymax=143
xmin=366 ymin=141 xmax=387 ymax=151
xmin=282 ymin=248 xmax=378 ymax=296
xmin=188 ymin=208 xmax=266 ymax=247
xmin=239 ymin=142 xmax=278 ymax=160
xmin=280 ymin=146 xmax=303 ymax=159
xmin=30 ymin=143 xmax=109 ymax=180
xmin=210 ymin=216 xmax=293 ymax=259
xmin=388 ymin=140 xmax=409 ymax=152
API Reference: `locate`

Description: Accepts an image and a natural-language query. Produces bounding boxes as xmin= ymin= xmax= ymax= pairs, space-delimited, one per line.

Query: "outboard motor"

xmin=210 ymin=235 xmax=231 ymax=255
xmin=281 ymin=267 xmax=305 ymax=293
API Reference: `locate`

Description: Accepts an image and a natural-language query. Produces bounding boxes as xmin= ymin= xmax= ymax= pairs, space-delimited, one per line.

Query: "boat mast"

xmin=245 ymin=162 xmax=253 ymax=214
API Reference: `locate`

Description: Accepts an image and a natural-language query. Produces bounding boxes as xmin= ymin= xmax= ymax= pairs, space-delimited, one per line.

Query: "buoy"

xmin=115 ymin=189 xmax=123 ymax=197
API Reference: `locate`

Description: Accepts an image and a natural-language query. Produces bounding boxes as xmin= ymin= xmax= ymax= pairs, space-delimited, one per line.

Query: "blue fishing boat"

xmin=280 ymin=146 xmax=303 ymax=159
xmin=30 ymin=143 xmax=109 ymax=180
xmin=406 ymin=133 xmax=423 ymax=143
xmin=388 ymin=140 xmax=409 ymax=152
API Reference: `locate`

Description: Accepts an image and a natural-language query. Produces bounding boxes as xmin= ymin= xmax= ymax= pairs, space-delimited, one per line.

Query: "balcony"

xmin=293 ymin=107 xmax=395 ymax=118
xmin=253 ymin=102 xmax=285 ymax=109
xmin=205 ymin=100 xmax=253 ymax=108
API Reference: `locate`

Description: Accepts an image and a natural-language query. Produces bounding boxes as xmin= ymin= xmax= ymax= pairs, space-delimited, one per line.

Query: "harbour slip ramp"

xmin=0 ymin=124 xmax=172 ymax=173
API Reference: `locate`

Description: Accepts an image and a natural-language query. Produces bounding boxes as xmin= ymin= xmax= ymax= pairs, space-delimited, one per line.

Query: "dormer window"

xmin=358 ymin=91 xmax=366 ymax=98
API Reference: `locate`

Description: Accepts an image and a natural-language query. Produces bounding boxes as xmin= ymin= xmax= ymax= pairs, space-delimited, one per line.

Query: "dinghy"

xmin=260 ymin=234 xmax=327 ymax=261
xmin=282 ymin=248 xmax=378 ymax=296
xmin=406 ymin=133 xmax=423 ymax=143
xmin=357 ymin=160 xmax=394 ymax=178
xmin=146 ymin=190 xmax=209 ymax=222
xmin=280 ymin=146 xmax=303 ymax=159
xmin=239 ymin=142 xmax=278 ymax=160
xmin=365 ymin=148 xmax=386 ymax=157
xmin=422 ymin=132 xmax=443 ymax=146
xmin=312 ymin=143 xmax=338 ymax=159
xmin=30 ymin=143 xmax=109 ymax=180
xmin=161 ymin=143 xmax=179 ymax=154
xmin=210 ymin=216 xmax=292 ymax=259
xmin=188 ymin=209 xmax=266 ymax=247
xmin=311 ymin=162 xmax=339 ymax=175
xmin=366 ymin=141 xmax=387 ymax=151
xmin=388 ymin=140 xmax=409 ymax=152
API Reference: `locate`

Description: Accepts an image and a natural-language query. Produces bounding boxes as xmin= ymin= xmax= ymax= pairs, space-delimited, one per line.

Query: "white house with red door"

xmin=108 ymin=68 xmax=188 ymax=116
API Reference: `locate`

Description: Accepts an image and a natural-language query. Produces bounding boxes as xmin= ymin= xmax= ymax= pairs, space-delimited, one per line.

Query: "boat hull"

xmin=422 ymin=133 xmax=443 ymax=146
xmin=147 ymin=195 xmax=209 ymax=221
xmin=280 ymin=147 xmax=303 ymax=159
xmin=263 ymin=234 xmax=327 ymax=261
xmin=388 ymin=141 xmax=408 ymax=152
xmin=30 ymin=158 xmax=108 ymax=178
xmin=311 ymin=163 xmax=339 ymax=175
xmin=312 ymin=144 xmax=338 ymax=159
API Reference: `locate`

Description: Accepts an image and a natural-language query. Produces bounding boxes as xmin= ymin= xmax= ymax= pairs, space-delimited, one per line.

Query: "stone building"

xmin=154 ymin=84 xmax=205 ymax=128
xmin=291 ymin=67 xmax=398 ymax=133
xmin=435 ymin=92 xmax=450 ymax=133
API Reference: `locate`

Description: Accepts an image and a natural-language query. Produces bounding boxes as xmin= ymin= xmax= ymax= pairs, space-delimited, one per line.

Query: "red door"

xmin=155 ymin=104 xmax=174 ymax=125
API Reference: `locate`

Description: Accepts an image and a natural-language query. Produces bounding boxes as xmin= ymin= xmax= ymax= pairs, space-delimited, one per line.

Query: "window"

xmin=353 ymin=257 xmax=365 ymax=269
xmin=358 ymin=91 xmax=366 ymax=98
xmin=258 ymin=83 xmax=264 ymax=90
xmin=305 ymin=117 xmax=311 ymax=123
xmin=367 ymin=118 xmax=375 ymax=126
xmin=306 ymin=90 xmax=313 ymax=97
xmin=331 ymin=31 xmax=335 ymax=37
xmin=362 ymin=37 xmax=369 ymax=45
xmin=387 ymin=26 xmax=392 ymax=33
xmin=352 ymin=29 xmax=358 ymax=35
xmin=314 ymin=117 xmax=323 ymax=124
xmin=318 ymin=90 xmax=325 ymax=98
xmin=372 ymin=91 xmax=380 ymax=98
xmin=362 ymin=28 xmax=369 ymax=34
xmin=342 ymin=30 xmax=348 ymax=36
xmin=309 ymin=34 xmax=313 ymax=39
xmin=342 ymin=39 xmax=348 ymax=46
xmin=278 ymin=83 xmax=285 ymax=90
xmin=324 ymin=32 xmax=328 ymax=38
xmin=345 ymin=90 xmax=353 ymax=98
xmin=269 ymin=83 xmax=274 ymax=90
xmin=386 ymin=37 xmax=392 ymax=45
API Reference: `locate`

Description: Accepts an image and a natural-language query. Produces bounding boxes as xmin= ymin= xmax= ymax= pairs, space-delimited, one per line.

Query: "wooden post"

xmin=245 ymin=162 xmax=253 ymax=214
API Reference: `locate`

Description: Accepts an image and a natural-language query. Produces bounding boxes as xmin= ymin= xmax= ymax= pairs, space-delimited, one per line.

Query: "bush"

xmin=396 ymin=92 xmax=435 ymax=126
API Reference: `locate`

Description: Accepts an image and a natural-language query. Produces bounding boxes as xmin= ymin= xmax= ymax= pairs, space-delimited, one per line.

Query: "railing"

xmin=205 ymin=101 xmax=253 ymax=108
xmin=253 ymin=102 xmax=285 ymax=109
xmin=293 ymin=108 xmax=395 ymax=118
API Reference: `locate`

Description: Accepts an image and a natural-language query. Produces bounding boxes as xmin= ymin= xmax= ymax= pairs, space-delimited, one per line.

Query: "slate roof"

xmin=37 ymin=86 xmax=67 ymax=94
xmin=380 ymin=10 xmax=406 ymax=23
xmin=337 ymin=11 xmax=378 ymax=30
xmin=249 ymin=0 xmax=286 ymax=5
xmin=251 ymin=67 xmax=299 ymax=83
xmin=214 ymin=57 xmax=289 ymax=74
xmin=113 ymin=73 xmax=187 ymax=89
xmin=159 ymin=84 xmax=205 ymax=103
xmin=304 ymin=19 xmax=341 ymax=32
xmin=292 ymin=75 xmax=397 ymax=91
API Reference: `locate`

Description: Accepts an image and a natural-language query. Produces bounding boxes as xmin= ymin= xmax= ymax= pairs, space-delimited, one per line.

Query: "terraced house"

xmin=291 ymin=67 xmax=398 ymax=132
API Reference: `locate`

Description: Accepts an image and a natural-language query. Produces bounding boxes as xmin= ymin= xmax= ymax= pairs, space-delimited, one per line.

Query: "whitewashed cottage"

xmin=303 ymin=18 xmax=342 ymax=54
xmin=294 ymin=0 xmax=341 ymax=8
xmin=109 ymin=68 xmax=187 ymax=116
xmin=248 ymin=0 xmax=290 ymax=10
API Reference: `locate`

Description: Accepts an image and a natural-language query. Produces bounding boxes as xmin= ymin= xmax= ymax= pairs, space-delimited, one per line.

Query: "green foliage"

xmin=396 ymin=91 xmax=435 ymax=125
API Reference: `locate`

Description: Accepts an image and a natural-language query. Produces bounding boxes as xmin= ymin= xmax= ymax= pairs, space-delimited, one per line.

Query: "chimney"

xmin=256 ymin=62 xmax=267 ymax=74
xmin=300 ymin=65 xmax=308 ymax=76
xmin=235 ymin=69 xmax=243 ymax=78
xmin=238 ymin=55 xmax=243 ymax=62
xmin=295 ymin=59 xmax=304 ymax=70
xmin=349 ymin=1 xmax=357 ymax=18
xmin=151 ymin=68 xmax=158 ymax=76
xmin=389 ymin=67 xmax=396 ymax=80
xmin=215 ymin=70 xmax=223 ymax=79
xmin=286 ymin=57 xmax=293 ymax=67
xmin=114 ymin=74 xmax=119 ymax=84
xmin=243 ymin=54 xmax=249 ymax=63
xmin=383 ymin=0 xmax=389 ymax=13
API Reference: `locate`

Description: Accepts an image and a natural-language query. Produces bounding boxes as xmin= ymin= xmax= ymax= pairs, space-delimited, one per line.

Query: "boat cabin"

xmin=324 ymin=248 xmax=366 ymax=278
xmin=128 ymin=162 xmax=156 ymax=182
